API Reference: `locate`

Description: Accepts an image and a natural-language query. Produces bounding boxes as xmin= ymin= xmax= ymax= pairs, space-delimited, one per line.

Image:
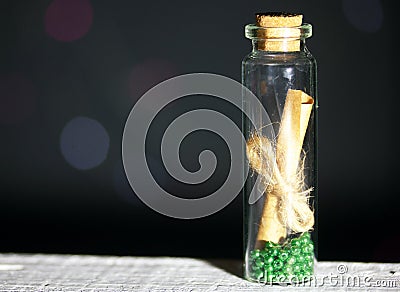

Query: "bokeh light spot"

xmin=45 ymin=0 xmax=93 ymax=42
xmin=342 ymin=0 xmax=383 ymax=33
xmin=0 ymin=73 xmax=36 ymax=124
xmin=60 ymin=116 xmax=109 ymax=170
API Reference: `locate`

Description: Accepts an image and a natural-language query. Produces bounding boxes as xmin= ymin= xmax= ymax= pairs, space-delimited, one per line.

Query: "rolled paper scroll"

xmin=276 ymin=90 xmax=314 ymax=181
xmin=248 ymin=89 xmax=314 ymax=245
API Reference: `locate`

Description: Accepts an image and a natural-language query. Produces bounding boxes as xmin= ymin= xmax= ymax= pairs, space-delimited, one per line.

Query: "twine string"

xmin=246 ymin=133 xmax=314 ymax=234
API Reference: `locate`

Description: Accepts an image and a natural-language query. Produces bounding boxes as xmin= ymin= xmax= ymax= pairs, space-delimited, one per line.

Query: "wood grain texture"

xmin=0 ymin=254 xmax=399 ymax=291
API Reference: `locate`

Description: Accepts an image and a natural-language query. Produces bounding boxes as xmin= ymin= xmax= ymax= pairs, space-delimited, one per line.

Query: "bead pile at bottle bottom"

xmin=250 ymin=232 xmax=314 ymax=283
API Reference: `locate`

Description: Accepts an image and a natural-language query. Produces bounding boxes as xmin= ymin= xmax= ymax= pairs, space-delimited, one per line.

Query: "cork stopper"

xmin=255 ymin=12 xmax=303 ymax=52
xmin=256 ymin=12 xmax=303 ymax=28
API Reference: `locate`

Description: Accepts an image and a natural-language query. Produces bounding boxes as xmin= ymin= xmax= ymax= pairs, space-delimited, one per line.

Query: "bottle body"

xmin=242 ymin=28 xmax=317 ymax=283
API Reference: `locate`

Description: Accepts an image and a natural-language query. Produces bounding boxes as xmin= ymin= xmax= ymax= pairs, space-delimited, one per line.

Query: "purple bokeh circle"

xmin=45 ymin=0 xmax=93 ymax=42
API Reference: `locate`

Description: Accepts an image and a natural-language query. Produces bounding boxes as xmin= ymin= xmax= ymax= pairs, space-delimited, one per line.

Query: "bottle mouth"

xmin=245 ymin=23 xmax=312 ymax=40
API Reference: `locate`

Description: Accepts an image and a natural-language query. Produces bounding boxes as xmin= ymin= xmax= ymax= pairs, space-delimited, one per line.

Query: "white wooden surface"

xmin=0 ymin=253 xmax=399 ymax=291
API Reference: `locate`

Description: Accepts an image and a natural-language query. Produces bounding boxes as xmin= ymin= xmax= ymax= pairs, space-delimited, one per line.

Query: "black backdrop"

xmin=1 ymin=0 xmax=398 ymax=262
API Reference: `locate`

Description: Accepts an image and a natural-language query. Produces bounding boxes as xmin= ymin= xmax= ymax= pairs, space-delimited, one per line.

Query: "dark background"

xmin=1 ymin=0 xmax=398 ymax=262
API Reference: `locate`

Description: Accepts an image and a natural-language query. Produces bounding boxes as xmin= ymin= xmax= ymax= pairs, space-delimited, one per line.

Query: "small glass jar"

xmin=242 ymin=13 xmax=317 ymax=283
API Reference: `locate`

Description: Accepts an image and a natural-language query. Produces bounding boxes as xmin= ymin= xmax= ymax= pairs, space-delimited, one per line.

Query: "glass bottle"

xmin=242 ymin=13 xmax=317 ymax=283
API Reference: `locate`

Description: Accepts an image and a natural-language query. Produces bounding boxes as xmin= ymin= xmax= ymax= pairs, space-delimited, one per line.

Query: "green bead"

xmin=268 ymin=248 xmax=280 ymax=257
xmin=273 ymin=260 xmax=283 ymax=270
xmin=302 ymin=245 xmax=312 ymax=254
xmin=297 ymin=254 xmax=305 ymax=263
xmin=287 ymin=256 xmax=296 ymax=265
xmin=304 ymin=269 xmax=312 ymax=276
xmin=283 ymin=265 xmax=293 ymax=275
xmin=279 ymin=251 xmax=289 ymax=261
xmin=304 ymin=255 xmax=314 ymax=264
xmin=265 ymin=241 xmax=277 ymax=249
xmin=297 ymin=273 xmax=305 ymax=280
xmin=265 ymin=256 xmax=274 ymax=265
xmin=301 ymin=237 xmax=311 ymax=246
xmin=265 ymin=265 xmax=274 ymax=274
xmin=253 ymin=268 xmax=264 ymax=279
xmin=293 ymin=264 xmax=301 ymax=273
xmin=250 ymin=249 xmax=260 ymax=259
xmin=291 ymin=238 xmax=301 ymax=247
xmin=291 ymin=248 xmax=301 ymax=256
xmin=283 ymin=245 xmax=291 ymax=253
xmin=260 ymin=250 xmax=269 ymax=258
xmin=255 ymin=258 xmax=264 ymax=268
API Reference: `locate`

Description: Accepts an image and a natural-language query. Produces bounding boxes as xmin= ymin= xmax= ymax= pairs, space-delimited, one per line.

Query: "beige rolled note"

xmin=276 ymin=90 xmax=314 ymax=181
xmin=256 ymin=89 xmax=314 ymax=244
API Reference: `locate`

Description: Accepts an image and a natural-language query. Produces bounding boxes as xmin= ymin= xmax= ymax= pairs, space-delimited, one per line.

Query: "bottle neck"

xmin=252 ymin=38 xmax=306 ymax=53
xmin=245 ymin=23 xmax=312 ymax=54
